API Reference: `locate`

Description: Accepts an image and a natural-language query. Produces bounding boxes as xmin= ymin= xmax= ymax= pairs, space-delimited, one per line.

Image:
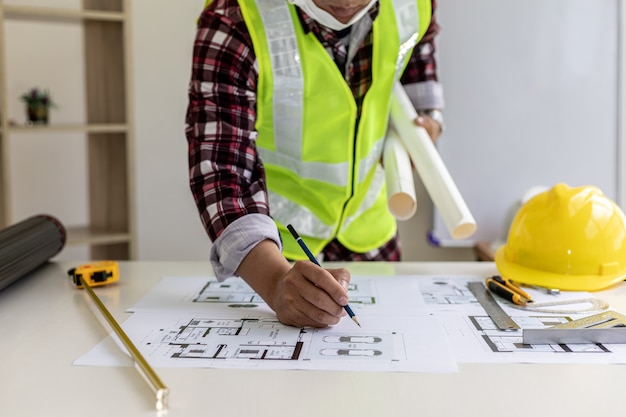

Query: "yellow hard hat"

xmin=495 ymin=183 xmax=626 ymax=291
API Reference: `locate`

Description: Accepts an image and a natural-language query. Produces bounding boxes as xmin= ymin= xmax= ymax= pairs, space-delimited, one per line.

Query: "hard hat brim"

xmin=494 ymin=246 xmax=626 ymax=292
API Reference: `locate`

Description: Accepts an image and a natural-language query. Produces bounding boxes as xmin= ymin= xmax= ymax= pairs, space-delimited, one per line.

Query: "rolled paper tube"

xmin=0 ymin=214 xmax=66 ymax=291
xmin=383 ymin=126 xmax=417 ymax=220
xmin=389 ymin=82 xmax=477 ymax=240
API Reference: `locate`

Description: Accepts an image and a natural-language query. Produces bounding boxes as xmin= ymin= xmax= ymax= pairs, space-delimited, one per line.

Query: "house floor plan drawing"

xmin=142 ymin=316 xmax=396 ymax=362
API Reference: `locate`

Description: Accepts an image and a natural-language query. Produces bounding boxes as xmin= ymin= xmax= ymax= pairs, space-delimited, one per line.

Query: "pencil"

xmin=286 ymin=224 xmax=361 ymax=327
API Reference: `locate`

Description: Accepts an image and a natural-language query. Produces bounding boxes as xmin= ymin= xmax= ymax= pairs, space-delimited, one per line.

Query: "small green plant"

xmin=20 ymin=87 xmax=57 ymax=109
xmin=21 ymin=87 xmax=57 ymax=124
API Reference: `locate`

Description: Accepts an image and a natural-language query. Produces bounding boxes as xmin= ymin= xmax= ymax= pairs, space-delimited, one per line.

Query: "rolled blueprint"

xmin=389 ymin=82 xmax=477 ymax=240
xmin=0 ymin=215 xmax=66 ymax=291
xmin=383 ymin=126 xmax=417 ymax=220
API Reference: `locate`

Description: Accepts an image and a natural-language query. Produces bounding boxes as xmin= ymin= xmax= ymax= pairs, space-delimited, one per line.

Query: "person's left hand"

xmin=415 ymin=114 xmax=442 ymax=143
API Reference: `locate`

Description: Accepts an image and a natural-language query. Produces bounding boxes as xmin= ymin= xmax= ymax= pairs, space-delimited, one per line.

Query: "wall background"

xmin=433 ymin=0 xmax=623 ymax=249
xmin=3 ymin=0 xmax=623 ymax=264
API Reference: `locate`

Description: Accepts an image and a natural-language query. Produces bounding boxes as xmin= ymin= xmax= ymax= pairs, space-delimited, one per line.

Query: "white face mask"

xmin=289 ymin=0 xmax=377 ymax=31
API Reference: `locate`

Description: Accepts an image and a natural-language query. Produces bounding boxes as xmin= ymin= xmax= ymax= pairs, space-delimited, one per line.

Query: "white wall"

xmin=130 ymin=1 xmax=212 ymax=261
xmin=433 ymin=0 xmax=622 ymax=249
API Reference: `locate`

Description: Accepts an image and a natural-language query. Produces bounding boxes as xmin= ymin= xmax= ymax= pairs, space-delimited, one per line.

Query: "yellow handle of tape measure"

xmin=68 ymin=261 xmax=119 ymax=288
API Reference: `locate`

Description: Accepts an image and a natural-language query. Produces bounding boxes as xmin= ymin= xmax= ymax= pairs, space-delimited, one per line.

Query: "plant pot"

xmin=26 ymin=104 xmax=49 ymax=125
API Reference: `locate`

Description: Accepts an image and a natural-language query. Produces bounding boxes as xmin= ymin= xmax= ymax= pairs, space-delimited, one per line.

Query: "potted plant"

xmin=20 ymin=87 xmax=57 ymax=125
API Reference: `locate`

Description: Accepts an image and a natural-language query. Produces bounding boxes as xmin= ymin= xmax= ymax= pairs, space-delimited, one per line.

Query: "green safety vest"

xmin=228 ymin=0 xmax=431 ymax=259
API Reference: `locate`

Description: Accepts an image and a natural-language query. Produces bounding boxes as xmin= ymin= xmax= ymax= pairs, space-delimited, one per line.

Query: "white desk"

xmin=1 ymin=261 xmax=626 ymax=417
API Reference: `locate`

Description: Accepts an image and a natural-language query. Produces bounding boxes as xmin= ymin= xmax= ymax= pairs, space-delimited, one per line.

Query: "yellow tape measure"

xmin=66 ymin=260 xmax=169 ymax=410
xmin=67 ymin=260 xmax=119 ymax=288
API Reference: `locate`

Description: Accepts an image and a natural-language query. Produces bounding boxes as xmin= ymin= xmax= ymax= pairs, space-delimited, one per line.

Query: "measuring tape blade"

xmin=468 ymin=281 xmax=520 ymax=331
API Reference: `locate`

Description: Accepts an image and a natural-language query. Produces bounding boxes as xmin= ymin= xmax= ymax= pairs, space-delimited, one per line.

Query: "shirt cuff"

xmin=210 ymin=214 xmax=282 ymax=281
xmin=403 ymin=80 xmax=445 ymax=110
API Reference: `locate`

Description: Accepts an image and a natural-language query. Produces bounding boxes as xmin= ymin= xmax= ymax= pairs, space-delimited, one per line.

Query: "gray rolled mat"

xmin=0 ymin=215 xmax=66 ymax=291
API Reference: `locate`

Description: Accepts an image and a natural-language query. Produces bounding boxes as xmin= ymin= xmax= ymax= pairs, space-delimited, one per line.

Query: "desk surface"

xmin=1 ymin=261 xmax=626 ymax=417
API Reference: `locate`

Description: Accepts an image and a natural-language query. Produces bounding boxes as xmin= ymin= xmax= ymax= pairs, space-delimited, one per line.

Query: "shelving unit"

xmin=0 ymin=0 xmax=136 ymax=260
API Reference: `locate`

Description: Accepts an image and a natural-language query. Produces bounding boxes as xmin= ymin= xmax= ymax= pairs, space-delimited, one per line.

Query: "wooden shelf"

xmin=0 ymin=0 xmax=136 ymax=260
xmin=5 ymin=123 xmax=128 ymax=134
xmin=3 ymin=5 xmax=125 ymax=22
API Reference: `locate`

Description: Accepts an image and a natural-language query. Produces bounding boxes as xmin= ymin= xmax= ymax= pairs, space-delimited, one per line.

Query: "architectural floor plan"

xmin=142 ymin=316 xmax=396 ymax=362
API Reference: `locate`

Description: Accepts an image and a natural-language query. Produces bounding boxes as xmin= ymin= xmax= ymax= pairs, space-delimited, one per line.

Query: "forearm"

xmin=236 ymin=239 xmax=292 ymax=311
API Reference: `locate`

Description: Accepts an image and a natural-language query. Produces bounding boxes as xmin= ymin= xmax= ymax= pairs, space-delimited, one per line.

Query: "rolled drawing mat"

xmin=383 ymin=127 xmax=417 ymax=220
xmin=389 ymin=82 xmax=477 ymax=240
xmin=0 ymin=215 xmax=66 ymax=291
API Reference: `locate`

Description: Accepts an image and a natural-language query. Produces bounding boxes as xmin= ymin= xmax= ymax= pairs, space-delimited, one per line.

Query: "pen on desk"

xmin=286 ymin=224 xmax=361 ymax=327
xmin=486 ymin=277 xmax=529 ymax=306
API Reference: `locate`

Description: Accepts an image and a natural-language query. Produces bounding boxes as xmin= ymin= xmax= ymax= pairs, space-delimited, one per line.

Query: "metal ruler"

xmin=468 ymin=281 xmax=519 ymax=331
xmin=523 ymin=328 xmax=626 ymax=344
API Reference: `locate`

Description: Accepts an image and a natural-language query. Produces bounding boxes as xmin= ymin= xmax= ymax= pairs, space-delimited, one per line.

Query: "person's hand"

xmin=236 ymin=240 xmax=351 ymax=328
xmin=269 ymin=261 xmax=351 ymax=328
xmin=415 ymin=113 xmax=442 ymax=143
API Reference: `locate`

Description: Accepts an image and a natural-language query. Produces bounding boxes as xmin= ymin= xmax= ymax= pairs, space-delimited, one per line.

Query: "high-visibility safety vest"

xmin=233 ymin=0 xmax=431 ymax=260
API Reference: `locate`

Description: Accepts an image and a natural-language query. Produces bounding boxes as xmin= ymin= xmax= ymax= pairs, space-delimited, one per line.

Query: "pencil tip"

xmin=352 ymin=317 xmax=361 ymax=327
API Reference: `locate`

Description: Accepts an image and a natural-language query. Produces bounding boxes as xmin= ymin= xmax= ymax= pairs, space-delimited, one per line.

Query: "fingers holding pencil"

xmin=287 ymin=224 xmax=361 ymax=327
xmin=276 ymin=261 xmax=349 ymax=327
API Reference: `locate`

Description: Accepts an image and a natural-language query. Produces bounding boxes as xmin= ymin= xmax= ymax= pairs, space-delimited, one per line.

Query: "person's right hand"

xmin=236 ymin=239 xmax=352 ymax=328
xmin=269 ymin=260 xmax=351 ymax=328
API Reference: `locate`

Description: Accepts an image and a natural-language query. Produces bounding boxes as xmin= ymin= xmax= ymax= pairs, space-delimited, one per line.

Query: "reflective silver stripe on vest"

xmin=258 ymin=148 xmax=350 ymax=186
xmin=265 ymin=140 xmax=385 ymax=238
xmin=257 ymin=0 xmax=304 ymax=160
xmin=267 ymin=154 xmax=387 ymax=238
xmin=343 ymin=164 xmax=386 ymax=230
xmin=260 ymin=136 xmax=383 ymax=187
xmin=358 ymin=136 xmax=384 ymax=182
xmin=391 ymin=0 xmax=419 ymax=77
xmin=268 ymin=190 xmax=336 ymax=238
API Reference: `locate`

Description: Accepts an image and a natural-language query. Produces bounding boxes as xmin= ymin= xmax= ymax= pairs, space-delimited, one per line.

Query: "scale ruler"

xmin=468 ymin=281 xmax=520 ymax=331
